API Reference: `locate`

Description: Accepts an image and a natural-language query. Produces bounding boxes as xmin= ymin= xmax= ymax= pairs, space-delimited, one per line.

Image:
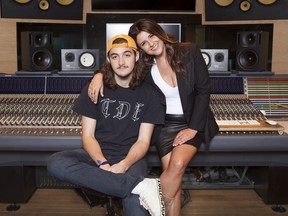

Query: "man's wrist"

xmin=119 ymin=160 xmax=130 ymax=171
xmin=97 ymin=160 xmax=109 ymax=167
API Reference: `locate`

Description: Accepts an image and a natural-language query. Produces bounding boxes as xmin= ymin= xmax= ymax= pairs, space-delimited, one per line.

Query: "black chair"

xmin=75 ymin=188 xmax=123 ymax=216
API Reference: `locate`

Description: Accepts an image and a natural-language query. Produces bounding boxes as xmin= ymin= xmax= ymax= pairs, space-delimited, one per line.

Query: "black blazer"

xmin=145 ymin=43 xmax=219 ymax=151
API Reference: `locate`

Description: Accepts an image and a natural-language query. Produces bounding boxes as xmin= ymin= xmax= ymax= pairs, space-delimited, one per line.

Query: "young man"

xmin=47 ymin=34 xmax=165 ymax=216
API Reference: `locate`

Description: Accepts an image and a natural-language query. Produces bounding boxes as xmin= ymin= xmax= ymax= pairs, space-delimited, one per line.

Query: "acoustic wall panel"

xmin=1 ymin=0 xmax=83 ymax=20
xmin=205 ymin=0 xmax=288 ymax=21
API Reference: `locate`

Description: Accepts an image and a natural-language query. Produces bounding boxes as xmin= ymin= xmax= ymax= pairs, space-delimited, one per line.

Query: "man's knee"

xmin=47 ymin=152 xmax=67 ymax=178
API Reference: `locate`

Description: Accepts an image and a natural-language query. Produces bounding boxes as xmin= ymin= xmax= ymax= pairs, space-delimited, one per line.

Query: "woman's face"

xmin=136 ymin=31 xmax=165 ymax=56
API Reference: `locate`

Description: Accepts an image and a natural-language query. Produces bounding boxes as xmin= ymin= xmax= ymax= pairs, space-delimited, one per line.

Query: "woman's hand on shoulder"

xmin=88 ymin=73 xmax=104 ymax=104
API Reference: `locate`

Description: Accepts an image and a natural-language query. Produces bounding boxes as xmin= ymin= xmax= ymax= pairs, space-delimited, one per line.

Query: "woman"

xmin=89 ymin=18 xmax=219 ymax=216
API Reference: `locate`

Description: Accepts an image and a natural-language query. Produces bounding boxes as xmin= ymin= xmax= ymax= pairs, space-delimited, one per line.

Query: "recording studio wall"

xmin=16 ymin=14 xmax=274 ymax=72
xmin=17 ymin=23 xmax=84 ymax=71
xmin=203 ymin=24 xmax=273 ymax=71
xmin=205 ymin=0 xmax=288 ymax=21
xmin=1 ymin=0 xmax=83 ymax=20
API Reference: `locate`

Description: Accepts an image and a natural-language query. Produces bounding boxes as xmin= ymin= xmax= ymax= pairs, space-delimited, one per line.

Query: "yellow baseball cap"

xmin=107 ymin=34 xmax=138 ymax=54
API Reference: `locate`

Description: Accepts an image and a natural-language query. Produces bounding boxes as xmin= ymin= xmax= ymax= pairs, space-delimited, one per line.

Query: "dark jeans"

xmin=47 ymin=148 xmax=149 ymax=216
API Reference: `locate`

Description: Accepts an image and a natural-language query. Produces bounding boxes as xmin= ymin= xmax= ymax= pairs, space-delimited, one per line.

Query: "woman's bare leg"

xmin=160 ymin=144 xmax=197 ymax=216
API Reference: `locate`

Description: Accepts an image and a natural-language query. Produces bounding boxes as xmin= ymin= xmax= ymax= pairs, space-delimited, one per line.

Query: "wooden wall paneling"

xmin=200 ymin=0 xmax=288 ymax=74
xmin=0 ymin=0 xmax=91 ymax=74
xmin=195 ymin=0 xmax=205 ymax=14
xmin=1 ymin=0 xmax=84 ymax=21
xmin=0 ymin=20 xmax=17 ymax=74
xmin=271 ymin=21 xmax=288 ymax=74
xmin=205 ymin=0 xmax=288 ymax=21
xmin=201 ymin=3 xmax=288 ymax=74
xmin=0 ymin=0 xmax=288 ymax=75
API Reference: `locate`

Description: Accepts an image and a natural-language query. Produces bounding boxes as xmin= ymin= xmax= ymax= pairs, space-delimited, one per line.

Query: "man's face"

xmin=108 ymin=47 xmax=138 ymax=82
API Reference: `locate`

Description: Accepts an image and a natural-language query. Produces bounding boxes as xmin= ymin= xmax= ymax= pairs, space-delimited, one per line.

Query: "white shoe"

xmin=139 ymin=178 xmax=165 ymax=216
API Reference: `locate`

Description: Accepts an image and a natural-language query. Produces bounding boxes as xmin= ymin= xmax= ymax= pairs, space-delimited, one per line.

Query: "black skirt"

xmin=155 ymin=114 xmax=203 ymax=158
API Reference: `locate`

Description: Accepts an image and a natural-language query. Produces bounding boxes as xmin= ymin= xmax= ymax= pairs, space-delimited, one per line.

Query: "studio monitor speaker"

xmin=21 ymin=31 xmax=54 ymax=72
xmin=61 ymin=49 xmax=100 ymax=72
xmin=1 ymin=0 xmax=83 ymax=20
xmin=205 ymin=0 xmax=288 ymax=21
xmin=236 ymin=31 xmax=269 ymax=72
xmin=201 ymin=49 xmax=229 ymax=72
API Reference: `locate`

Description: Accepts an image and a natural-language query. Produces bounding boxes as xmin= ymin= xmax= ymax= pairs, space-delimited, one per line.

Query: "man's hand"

xmin=99 ymin=164 xmax=111 ymax=171
xmin=108 ymin=160 xmax=128 ymax=174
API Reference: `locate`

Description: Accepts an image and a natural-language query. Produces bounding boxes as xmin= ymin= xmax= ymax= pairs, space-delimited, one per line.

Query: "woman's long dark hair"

xmin=101 ymin=37 xmax=146 ymax=89
xmin=129 ymin=18 xmax=186 ymax=74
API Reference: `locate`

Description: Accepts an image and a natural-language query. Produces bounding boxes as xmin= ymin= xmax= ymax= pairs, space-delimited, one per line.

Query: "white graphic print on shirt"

xmin=100 ymin=98 xmax=144 ymax=121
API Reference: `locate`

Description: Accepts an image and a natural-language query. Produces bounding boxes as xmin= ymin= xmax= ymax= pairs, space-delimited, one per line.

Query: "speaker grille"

xmin=239 ymin=32 xmax=258 ymax=47
xmin=33 ymin=33 xmax=51 ymax=47
xmin=21 ymin=31 xmax=54 ymax=72
xmin=237 ymin=49 xmax=259 ymax=70
xmin=32 ymin=50 xmax=53 ymax=71
xmin=236 ymin=31 xmax=269 ymax=72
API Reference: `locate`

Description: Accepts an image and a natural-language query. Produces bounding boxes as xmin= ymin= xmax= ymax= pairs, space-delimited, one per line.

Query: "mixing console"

xmin=0 ymin=93 xmax=284 ymax=136
xmin=0 ymin=94 xmax=81 ymax=136
xmin=0 ymin=76 xmax=287 ymax=206
xmin=211 ymin=94 xmax=284 ymax=134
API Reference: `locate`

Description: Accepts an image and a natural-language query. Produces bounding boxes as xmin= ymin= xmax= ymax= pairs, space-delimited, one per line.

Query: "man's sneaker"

xmin=139 ymin=178 xmax=165 ymax=216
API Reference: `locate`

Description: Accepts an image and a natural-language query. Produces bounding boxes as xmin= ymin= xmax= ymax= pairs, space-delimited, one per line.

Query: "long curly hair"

xmin=128 ymin=18 xmax=186 ymax=74
xmin=100 ymin=37 xmax=147 ymax=90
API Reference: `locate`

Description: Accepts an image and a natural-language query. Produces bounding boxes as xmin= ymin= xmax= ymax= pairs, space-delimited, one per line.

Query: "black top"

xmin=73 ymin=82 xmax=165 ymax=156
xmin=145 ymin=43 xmax=219 ymax=150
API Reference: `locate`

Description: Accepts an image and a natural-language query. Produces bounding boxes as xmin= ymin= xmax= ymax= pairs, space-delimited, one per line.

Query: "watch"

xmin=97 ymin=160 xmax=109 ymax=167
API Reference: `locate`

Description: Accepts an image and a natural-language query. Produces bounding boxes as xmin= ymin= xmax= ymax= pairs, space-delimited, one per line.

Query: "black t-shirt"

xmin=73 ymin=82 xmax=165 ymax=156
